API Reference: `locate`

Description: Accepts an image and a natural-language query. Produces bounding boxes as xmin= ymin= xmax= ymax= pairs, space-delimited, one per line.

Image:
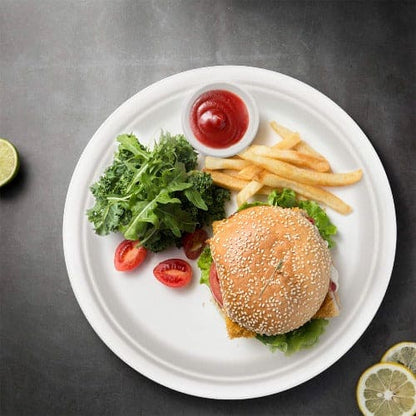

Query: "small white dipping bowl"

xmin=181 ymin=82 xmax=259 ymax=157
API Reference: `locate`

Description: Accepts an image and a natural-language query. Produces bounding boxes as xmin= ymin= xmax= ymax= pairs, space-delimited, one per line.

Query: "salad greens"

xmin=87 ymin=132 xmax=230 ymax=252
xmin=197 ymin=246 xmax=212 ymax=286
xmin=256 ymin=319 xmax=329 ymax=355
xmin=197 ymin=188 xmax=337 ymax=354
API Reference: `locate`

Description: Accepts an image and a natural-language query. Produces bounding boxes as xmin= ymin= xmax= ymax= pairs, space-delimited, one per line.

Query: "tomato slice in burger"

xmin=182 ymin=228 xmax=208 ymax=260
xmin=153 ymin=259 xmax=192 ymax=288
xmin=306 ymin=216 xmax=315 ymax=225
xmin=209 ymin=262 xmax=223 ymax=307
xmin=114 ymin=239 xmax=148 ymax=271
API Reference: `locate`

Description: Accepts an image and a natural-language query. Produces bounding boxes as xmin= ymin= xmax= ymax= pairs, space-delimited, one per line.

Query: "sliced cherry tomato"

xmin=153 ymin=259 xmax=192 ymax=288
xmin=114 ymin=239 xmax=147 ymax=271
xmin=182 ymin=228 xmax=208 ymax=260
xmin=209 ymin=262 xmax=223 ymax=306
xmin=330 ymin=279 xmax=337 ymax=292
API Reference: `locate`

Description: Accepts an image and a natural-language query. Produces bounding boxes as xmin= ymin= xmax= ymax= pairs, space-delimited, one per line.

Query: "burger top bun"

xmin=210 ymin=205 xmax=331 ymax=335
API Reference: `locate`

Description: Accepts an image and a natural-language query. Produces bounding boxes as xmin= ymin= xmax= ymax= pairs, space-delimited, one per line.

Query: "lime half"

xmin=0 ymin=138 xmax=20 ymax=187
xmin=356 ymin=362 xmax=416 ymax=416
xmin=382 ymin=342 xmax=416 ymax=375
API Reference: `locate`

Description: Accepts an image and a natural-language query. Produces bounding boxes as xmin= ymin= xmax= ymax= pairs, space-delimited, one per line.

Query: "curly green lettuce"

xmin=197 ymin=246 xmax=212 ymax=286
xmin=256 ymin=319 xmax=329 ymax=355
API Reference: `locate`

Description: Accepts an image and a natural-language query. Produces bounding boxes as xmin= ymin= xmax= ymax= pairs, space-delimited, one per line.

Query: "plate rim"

xmin=63 ymin=65 xmax=396 ymax=399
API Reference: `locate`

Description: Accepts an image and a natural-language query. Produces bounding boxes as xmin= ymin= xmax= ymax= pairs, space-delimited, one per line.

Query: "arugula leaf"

xmin=184 ymin=188 xmax=209 ymax=210
xmin=122 ymin=199 xmax=159 ymax=240
xmin=117 ymin=134 xmax=149 ymax=159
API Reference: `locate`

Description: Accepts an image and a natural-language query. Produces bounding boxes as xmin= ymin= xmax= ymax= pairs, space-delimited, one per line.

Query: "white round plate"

xmin=63 ymin=66 xmax=396 ymax=399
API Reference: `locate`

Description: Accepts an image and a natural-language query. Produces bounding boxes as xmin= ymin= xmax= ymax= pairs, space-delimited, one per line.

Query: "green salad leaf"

xmin=237 ymin=200 xmax=268 ymax=212
xmin=197 ymin=246 xmax=212 ymax=286
xmin=256 ymin=319 xmax=329 ymax=355
xmin=87 ymin=132 xmax=230 ymax=252
xmin=267 ymin=187 xmax=298 ymax=208
xmin=297 ymin=200 xmax=337 ymax=248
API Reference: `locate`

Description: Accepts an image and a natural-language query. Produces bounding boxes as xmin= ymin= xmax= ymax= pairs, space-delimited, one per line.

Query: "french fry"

xmin=239 ymin=151 xmax=362 ymax=187
xmin=205 ymin=156 xmax=250 ymax=171
xmin=257 ymin=186 xmax=275 ymax=195
xmin=295 ymin=141 xmax=331 ymax=172
xmin=205 ymin=170 xmax=250 ymax=191
xmin=271 ymin=121 xmax=331 ymax=170
xmin=259 ymin=172 xmax=352 ymax=215
xmin=206 ymin=170 xmax=274 ymax=195
xmin=221 ymin=169 xmax=243 ymax=177
xmin=237 ymin=180 xmax=264 ymax=207
xmin=237 ymin=164 xmax=263 ymax=180
xmin=295 ymin=141 xmax=325 ymax=159
xmin=270 ymin=121 xmax=294 ymax=139
xmin=270 ymin=121 xmax=301 ymax=149
xmin=248 ymin=145 xmax=330 ymax=172
xmin=272 ymin=133 xmax=301 ymax=150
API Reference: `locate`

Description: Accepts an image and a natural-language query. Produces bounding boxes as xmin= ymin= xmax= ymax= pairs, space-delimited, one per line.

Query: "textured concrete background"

xmin=1 ymin=1 xmax=415 ymax=415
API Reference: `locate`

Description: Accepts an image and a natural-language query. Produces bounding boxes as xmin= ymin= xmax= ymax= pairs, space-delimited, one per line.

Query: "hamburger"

xmin=205 ymin=204 xmax=340 ymax=343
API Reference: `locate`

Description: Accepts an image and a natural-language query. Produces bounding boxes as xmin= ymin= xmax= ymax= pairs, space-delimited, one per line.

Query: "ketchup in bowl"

xmin=182 ymin=82 xmax=259 ymax=157
xmin=189 ymin=90 xmax=249 ymax=149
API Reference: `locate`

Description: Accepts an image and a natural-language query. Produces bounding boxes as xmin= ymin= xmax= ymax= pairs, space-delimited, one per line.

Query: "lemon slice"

xmin=0 ymin=138 xmax=20 ymax=187
xmin=382 ymin=342 xmax=416 ymax=375
xmin=356 ymin=362 xmax=416 ymax=416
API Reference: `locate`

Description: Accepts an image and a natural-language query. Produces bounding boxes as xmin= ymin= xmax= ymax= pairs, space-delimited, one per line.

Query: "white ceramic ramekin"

xmin=181 ymin=82 xmax=259 ymax=157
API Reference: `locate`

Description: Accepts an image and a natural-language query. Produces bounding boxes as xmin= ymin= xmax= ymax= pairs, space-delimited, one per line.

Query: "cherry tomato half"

xmin=153 ymin=259 xmax=192 ymax=288
xmin=114 ymin=239 xmax=148 ymax=272
xmin=209 ymin=262 xmax=223 ymax=307
xmin=182 ymin=228 xmax=208 ymax=260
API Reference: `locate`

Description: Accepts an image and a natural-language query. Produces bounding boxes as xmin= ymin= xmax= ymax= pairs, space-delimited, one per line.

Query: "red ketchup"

xmin=189 ymin=90 xmax=249 ymax=149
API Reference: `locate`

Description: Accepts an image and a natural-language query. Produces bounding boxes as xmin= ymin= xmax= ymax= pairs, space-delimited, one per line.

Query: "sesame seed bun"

xmin=210 ymin=205 xmax=331 ymax=335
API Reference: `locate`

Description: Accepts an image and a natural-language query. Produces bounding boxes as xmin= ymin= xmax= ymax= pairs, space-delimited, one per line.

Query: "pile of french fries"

xmin=204 ymin=121 xmax=363 ymax=215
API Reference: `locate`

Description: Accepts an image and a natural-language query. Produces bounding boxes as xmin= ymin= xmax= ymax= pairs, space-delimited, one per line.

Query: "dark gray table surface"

xmin=1 ymin=1 xmax=415 ymax=415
